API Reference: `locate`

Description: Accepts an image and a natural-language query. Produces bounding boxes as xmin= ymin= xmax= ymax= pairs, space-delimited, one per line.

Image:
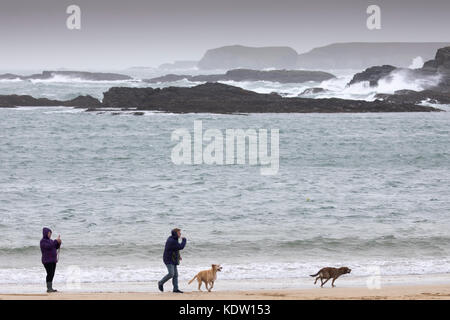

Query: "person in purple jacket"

xmin=40 ymin=227 xmax=62 ymax=293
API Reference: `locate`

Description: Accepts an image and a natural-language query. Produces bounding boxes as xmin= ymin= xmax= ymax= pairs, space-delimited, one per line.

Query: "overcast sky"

xmin=1 ymin=0 xmax=449 ymax=70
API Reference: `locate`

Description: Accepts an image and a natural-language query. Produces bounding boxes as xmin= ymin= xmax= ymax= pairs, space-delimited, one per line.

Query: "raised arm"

xmin=170 ymin=237 xmax=187 ymax=250
xmin=178 ymin=237 xmax=187 ymax=250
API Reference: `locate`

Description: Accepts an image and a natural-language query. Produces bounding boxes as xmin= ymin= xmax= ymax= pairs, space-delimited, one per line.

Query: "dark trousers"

xmin=159 ymin=264 xmax=179 ymax=291
xmin=43 ymin=263 xmax=56 ymax=283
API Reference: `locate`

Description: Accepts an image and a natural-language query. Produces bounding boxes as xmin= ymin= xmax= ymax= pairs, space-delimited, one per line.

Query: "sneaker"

xmin=158 ymin=282 xmax=164 ymax=292
xmin=173 ymin=289 xmax=184 ymax=293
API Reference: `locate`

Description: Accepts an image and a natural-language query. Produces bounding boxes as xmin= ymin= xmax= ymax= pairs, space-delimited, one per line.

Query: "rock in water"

xmin=0 ymin=94 xmax=101 ymax=108
xmin=347 ymin=65 xmax=397 ymax=87
xmin=146 ymin=74 xmax=192 ymax=83
xmin=0 ymin=83 xmax=442 ymax=113
xmin=423 ymin=46 xmax=450 ymax=71
xmin=347 ymin=46 xmax=450 ymax=93
xmin=100 ymin=82 xmax=441 ymax=113
xmin=64 ymin=95 xmax=103 ymax=108
xmin=219 ymin=69 xmax=335 ymax=83
xmin=299 ymin=88 xmax=328 ymax=96
xmin=376 ymin=90 xmax=450 ymax=104
xmin=146 ymin=69 xmax=335 ymax=84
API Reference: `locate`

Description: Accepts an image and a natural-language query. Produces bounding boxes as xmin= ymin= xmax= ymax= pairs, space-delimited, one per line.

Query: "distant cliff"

xmin=296 ymin=42 xmax=450 ymax=70
xmin=196 ymin=43 xmax=450 ymax=71
xmin=197 ymin=45 xmax=299 ymax=70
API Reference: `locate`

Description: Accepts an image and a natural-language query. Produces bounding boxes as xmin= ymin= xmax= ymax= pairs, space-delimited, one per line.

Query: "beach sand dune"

xmin=1 ymin=285 xmax=450 ymax=300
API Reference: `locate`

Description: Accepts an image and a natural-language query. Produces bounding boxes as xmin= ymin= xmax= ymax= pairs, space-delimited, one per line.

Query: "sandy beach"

xmin=1 ymin=285 xmax=450 ymax=300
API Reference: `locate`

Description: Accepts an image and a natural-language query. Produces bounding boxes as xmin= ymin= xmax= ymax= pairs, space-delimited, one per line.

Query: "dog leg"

xmin=314 ymin=277 xmax=319 ymax=285
xmin=332 ymin=278 xmax=336 ymax=287
xmin=198 ymin=278 xmax=202 ymax=291
xmin=208 ymin=281 xmax=214 ymax=292
xmin=321 ymin=278 xmax=330 ymax=287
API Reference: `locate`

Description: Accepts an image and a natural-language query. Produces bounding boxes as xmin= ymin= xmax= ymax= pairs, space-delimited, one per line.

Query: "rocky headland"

xmin=195 ymin=43 xmax=450 ymax=71
xmin=145 ymin=69 xmax=335 ymax=84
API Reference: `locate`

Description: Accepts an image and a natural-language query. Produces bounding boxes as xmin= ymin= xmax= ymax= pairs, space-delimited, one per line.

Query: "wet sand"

xmin=1 ymin=284 xmax=450 ymax=300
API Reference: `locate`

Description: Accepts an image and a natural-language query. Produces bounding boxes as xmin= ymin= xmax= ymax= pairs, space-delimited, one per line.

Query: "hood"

xmin=42 ymin=227 xmax=52 ymax=239
xmin=171 ymin=229 xmax=179 ymax=239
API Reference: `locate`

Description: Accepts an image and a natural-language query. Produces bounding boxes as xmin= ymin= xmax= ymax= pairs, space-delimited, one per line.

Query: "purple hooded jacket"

xmin=40 ymin=227 xmax=61 ymax=264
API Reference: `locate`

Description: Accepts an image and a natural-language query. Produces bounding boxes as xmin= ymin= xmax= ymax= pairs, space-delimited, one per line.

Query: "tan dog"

xmin=188 ymin=264 xmax=223 ymax=292
xmin=310 ymin=267 xmax=351 ymax=287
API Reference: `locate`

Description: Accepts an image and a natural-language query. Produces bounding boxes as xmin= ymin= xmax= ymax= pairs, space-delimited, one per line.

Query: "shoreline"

xmin=2 ymin=274 xmax=450 ymax=300
xmin=1 ymin=284 xmax=450 ymax=300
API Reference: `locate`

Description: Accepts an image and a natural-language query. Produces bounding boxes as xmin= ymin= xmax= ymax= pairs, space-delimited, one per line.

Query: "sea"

xmin=0 ymin=68 xmax=449 ymax=293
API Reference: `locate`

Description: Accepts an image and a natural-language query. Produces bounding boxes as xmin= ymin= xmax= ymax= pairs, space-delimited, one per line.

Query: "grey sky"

xmin=1 ymin=0 xmax=449 ymax=70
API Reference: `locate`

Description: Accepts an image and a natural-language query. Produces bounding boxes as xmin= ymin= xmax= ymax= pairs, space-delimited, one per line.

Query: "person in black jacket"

xmin=158 ymin=228 xmax=187 ymax=293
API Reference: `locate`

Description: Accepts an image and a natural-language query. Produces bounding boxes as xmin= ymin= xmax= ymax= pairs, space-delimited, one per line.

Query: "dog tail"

xmin=188 ymin=275 xmax=197 ymax=285
xmin=310 ymin=272 xmax=319 ymax=277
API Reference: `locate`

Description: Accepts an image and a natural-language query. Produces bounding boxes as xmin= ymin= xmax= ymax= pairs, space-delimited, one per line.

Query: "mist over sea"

xmin=1 ymin=72 xmax=450 ymax=292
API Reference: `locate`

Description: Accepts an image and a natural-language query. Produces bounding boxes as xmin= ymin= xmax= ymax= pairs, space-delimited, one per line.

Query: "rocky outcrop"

xmin=64 ymin=95 xmax=103 ymax=108
xmin=0 ymin=94 xmax=101 ymax=108
xmin=0 ymin=73 xmax=22 ymax=80
xmin=197 ymin=45 xmax=299 ymax=70
xmin=347 ymin=46 xmax=450 ymax=93
xmin=145 ymin=74 xmax=192 ymax=83
xmin=100 ymin=82 xmax=440 ymax=113
xmin=348 ymin=65 xmax=397 ymax=87
xmin=299 ymin=88 xmax=329 ymax=96
xmin=145 ymin=69 xmax=335 ymax=84
xmin=0 ymin=71 xmax=133 ymax=81
xmin=1 ymin=83 xmax=443 ymax=113
xmin=297 ymin=42 xmax=450 ymax=70
xmin=423 ymin=47 xmax=450 ymax=71
xmin=0 ymin=95 xmax=61 ymax=108
xmin=421 ymin=46 xmax=450 ymax=92
xmin=375 ymin=90 xmax=450 ymax=105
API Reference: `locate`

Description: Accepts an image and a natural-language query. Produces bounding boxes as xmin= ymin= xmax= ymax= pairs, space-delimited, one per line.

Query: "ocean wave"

xmin=0 ymin=68 xmax=444 ymax=103
xmin=0 ymin=78 xmax=22 ymax=83
xmin=28 ymin=75 xmax=141 ymax=84
xmin=2 ymin=235 xmax=449 ymax=257
xmin=1 ymin=258 xmax=450 ymax=286
xmin=279 ymin=235 xmax=450 ymax=251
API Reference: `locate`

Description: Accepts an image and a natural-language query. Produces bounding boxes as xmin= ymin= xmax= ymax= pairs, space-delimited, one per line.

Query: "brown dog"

xmin=310 ymin=267 xmax=351 ymax=287
xmin=188 ymin=264 xmax=222 ymax=292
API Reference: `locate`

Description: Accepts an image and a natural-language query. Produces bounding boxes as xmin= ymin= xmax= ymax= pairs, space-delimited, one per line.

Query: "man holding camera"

xmin=158 ymin=228 xmax=187 ymax=293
